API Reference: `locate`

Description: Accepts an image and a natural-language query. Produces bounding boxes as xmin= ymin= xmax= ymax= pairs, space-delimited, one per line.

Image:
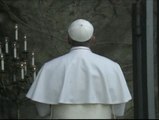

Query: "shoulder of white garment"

xmin=44 ymin=48 xmax=119 ymax=68
xmin=26 ymin=47 xmax=132 ymax=104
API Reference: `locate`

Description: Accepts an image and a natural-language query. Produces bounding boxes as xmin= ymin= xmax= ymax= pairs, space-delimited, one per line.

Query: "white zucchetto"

xmin=68 ymin=19 xmax=94 ymax=42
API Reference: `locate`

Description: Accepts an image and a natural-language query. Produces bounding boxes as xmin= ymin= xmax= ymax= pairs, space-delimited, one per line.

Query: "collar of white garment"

xmin=70 ymin=46 xmax=91 ymax=51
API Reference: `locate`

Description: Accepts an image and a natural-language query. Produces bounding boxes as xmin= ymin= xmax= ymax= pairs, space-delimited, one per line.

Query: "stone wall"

xmin=0 ymin=0 xmax=134 ymax=119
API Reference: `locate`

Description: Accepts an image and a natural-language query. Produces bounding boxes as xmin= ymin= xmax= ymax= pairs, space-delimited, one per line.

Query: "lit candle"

xmin=24 ymin=61 xmax=27 ymax=75
xmin=15 ymin=24 xmax=18 ymax=41
xmin=13 ymin=42 xmax=17 ymax=59
xmin=1 ymin=54 xmax=4 ymax=71
xmin=0 ymin=42 xmax=2 ymax=54
xmin=33 ymin=66 xmax=36 ymax=80
xmin=31 ymin=52 xmax=35 ymax=66
xmin=21 ymin=63 xmax=24 ymax=80
xmin=5 ymin=37 xmax=9 ymax=54
xmin=24 ymin=35 xmax=27 ymax=51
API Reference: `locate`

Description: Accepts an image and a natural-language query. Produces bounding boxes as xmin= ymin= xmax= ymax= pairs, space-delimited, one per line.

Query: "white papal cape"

xmin=26 ymin=46 xmax=131 ymax=116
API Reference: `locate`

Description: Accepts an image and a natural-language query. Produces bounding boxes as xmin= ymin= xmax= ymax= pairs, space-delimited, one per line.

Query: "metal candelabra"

xmin=0 ymin=24 xmax=36 ymax=119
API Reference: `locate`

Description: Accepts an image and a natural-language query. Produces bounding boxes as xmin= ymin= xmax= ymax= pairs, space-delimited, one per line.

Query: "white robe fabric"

xmin=50 ymin=104 xmax=112 ymax=119
xmin=26 ymin=46 xmax=132 ymax=116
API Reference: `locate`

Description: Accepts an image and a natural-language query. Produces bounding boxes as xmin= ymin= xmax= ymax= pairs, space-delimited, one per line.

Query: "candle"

xmin=31 ymin=52 xmax=35 ymax=66
xmin=0 ymin=42 xmax=2 ymax=54
xmin=21 ymin=63 xmax=24 ymax=80
xmin=5 ymin=37 xmax=9 ymax=54
xmin=13 ymin=42 xmax=17 ymax=59
xmin=15 ymin=24 xmax=18 ymax=41
xmin=24 ymin=35 xmax=27 ymax=51
xmin=1 ymin=54 xmax=4 ymax=71
xmin=24 ymin=61 xmax=27 ymax=75
xmin=33 ymin=66 xmax=36 ymax=80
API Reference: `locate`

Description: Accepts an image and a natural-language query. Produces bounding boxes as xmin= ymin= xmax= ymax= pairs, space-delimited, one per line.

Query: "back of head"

xmin=68 ymin=19 xmax=94 ymax=42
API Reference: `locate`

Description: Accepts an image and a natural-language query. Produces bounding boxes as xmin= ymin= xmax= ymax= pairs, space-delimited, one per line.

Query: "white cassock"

xmin=26 ymin=46 xmax=132 ymax=119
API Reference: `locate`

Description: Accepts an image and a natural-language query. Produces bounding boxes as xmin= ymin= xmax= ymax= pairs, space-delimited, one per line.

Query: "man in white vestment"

xmin=26 ymin=19 xmax=132 ymax=119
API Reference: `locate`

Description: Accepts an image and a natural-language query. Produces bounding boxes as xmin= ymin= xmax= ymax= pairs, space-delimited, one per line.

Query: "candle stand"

xmin=0 ymin=24 xmax=36 ymax=119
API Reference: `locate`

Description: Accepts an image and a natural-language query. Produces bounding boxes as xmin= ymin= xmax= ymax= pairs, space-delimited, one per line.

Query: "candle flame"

xmin=13 ymin=42 xmax=16 ymax=47
xmin=24 ymin=35 xmax=27 ymax=39
xmin=5 ymin=37 xmax=8 ymax=42
xmin=32 ymin=52 xmax=34 ymax=56
xmin=33 ymin=66 xmax=36 ymax=71
xmin=15 ymin=24 xmax=18 ymax=29
xmin=1 ymin=54 xmax=4 ymax=58
xmin=21 ymin=63 xmax=24 ymax=67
